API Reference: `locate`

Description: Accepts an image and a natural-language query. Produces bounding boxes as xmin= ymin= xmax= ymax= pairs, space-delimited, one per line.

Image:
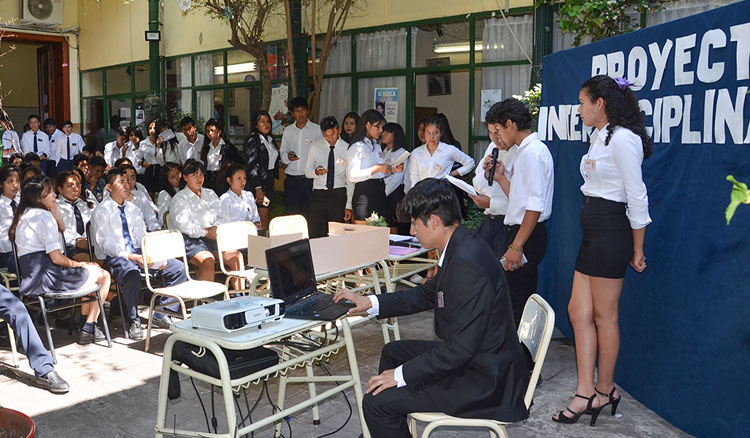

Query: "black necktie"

xmin=33 ymin=132 xmax=38 ymax=153
xmin=69 ymin=201 xmax=84 ymax=235
xmin=326 ymin=146 xmax=335 ymax=190
xmin=9 ymin=199 xmax=16 ymax=212
xmin=66 ymin=136 xmax=71 ymax=160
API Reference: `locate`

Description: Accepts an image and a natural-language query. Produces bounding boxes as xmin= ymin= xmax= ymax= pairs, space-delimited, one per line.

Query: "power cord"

xmin=313 ymin=362 xmax=353 ymax=438
xmin=189 ymin=377 xmax=211 ymax=433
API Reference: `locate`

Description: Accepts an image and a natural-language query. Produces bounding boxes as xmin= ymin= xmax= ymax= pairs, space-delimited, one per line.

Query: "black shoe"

xmin=77 ymin=326 xmax=106 ymax=345
xmin=552 ymin=393 xmax=604 ymax=426
xmin=127 ymin=319 xmax=144 ymax=340
xmin=35 ymin=370 xmax=70 ymax=394
xmin=151 ymin=314 xmax=173 ymax=329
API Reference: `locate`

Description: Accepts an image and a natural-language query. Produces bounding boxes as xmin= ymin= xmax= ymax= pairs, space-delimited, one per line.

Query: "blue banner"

xmin=538 ymin=2 xmax=750 ymax=437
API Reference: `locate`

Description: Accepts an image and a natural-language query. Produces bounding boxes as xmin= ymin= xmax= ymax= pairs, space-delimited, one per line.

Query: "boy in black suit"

xmin=334 ymin=178 xmax=530 ymax=438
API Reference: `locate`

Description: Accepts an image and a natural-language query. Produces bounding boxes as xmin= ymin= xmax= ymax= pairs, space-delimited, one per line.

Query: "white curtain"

xmin=646 ymin=0 xmax=734 ymax=26
xmin=195 ymin=54 xmax=214 ymax=120
xmin=319 ymin=37 xmax=352 ymax=122
xmin=180 ymin=58 xmax=192 ymax=113
xmin=356 ymin=29 xmax=407 ymax=71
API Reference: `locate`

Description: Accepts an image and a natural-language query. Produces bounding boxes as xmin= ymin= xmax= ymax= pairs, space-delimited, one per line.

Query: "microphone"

xmin=487 ymin=148 xmax=499 ymax=186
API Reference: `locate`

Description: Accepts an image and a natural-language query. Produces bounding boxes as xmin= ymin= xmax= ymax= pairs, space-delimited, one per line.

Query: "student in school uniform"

xmin=72 ymin=167 xmax=99 ymax=207
xmin=347 ymin=109 xmax=403 ymax=225
xmin=8 ymin=153 xmax=24 ymax=167
xmin=340 ymin=112 xmax=359 ymax=145
xmin=1 ymin=114 xmax=22 ymax=160
xmin=11 ymin=176 xmax=112 ymax=345
xmin=279 ymin=97 xmax=322 ymax=217
xmin=21 ymin=163 xmax=42 ymax=182
xmin=381 ymin=122 xmax=411 ymax=234
xmin=155 ymin=119 xmax=181 ymax=166
xmin=105 ymin=127 xmax=136 ymax=170
xmin=20 ymin=115 xmax=50 ymax=174
xmin=56 ymin=171 xmax=96 ymax=262
xmin=156 ymin=162 xmax=181 ymax=227
xmin=304 ymin=116 xmax=352 ymax=238
xmin=408 ymin=115 xmax=474 ymax=186
xmin=177 ymin=117 xmax=204 ymax=165
xmin=85 ymin=156 xmax=107 ymax=202
xmin=243 ymin=110 xmax=279 ymax=230
xmin=0 ymin=165 xmax=20 ymax=273
xmin=136 ymin=119 xmax=161 ymax=193
xmin=92 ymin=168 xmax=187 ymax=338
xmin=199 ymin=118 xmax=242 ymax=190
xmin=43 ymin=118 xmax=62 ymax=178
xmin=54 ymin=121 xmax=85 ymax=173
xmin=485 ymin=99 xmax=554 ymax=327
xmin=117 ymin=164 xmax=161 ymax=232
xmin=126 ymin=126 xmax=144 ymax=170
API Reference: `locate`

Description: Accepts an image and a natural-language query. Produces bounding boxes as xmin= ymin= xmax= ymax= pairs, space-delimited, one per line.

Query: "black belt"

xmin=286 ymin=174 xmax=306 ymax=179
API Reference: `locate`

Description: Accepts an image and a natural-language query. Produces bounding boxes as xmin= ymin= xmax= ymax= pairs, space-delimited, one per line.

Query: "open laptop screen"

xmin=265 ymin=238 xmax=317 ymax=305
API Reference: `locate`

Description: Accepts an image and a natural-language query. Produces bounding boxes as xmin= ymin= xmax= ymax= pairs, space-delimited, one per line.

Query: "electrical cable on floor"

xmin=264 ymin=380 xmax=292 ymax=438
xmin=189 ymin=376 xmax=211 ymax=433
xmin=313 ymin=362 xmax=353 ymax=438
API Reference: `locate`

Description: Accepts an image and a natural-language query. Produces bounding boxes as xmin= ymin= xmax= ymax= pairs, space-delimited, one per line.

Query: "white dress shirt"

xmin=136 ymin=138 xmax=160 ymax=173
xmin=305 ymin=138 xmax=349 ymax=190
xmin=56 ymin=196 xmax=94 ymax=247
xmin=504 ymin=133 xmax=554 ymax=226
xmin=2 ymin=130 xmax=21 ymax=156
xmin=260 ymin=135 xmax=279 ymax=170
xmin=580 ymin=125 xmax=651 ymax=229
xmin=52 ymin=132 xmax=84 ymax=162
xmin=156 ymin=190 xmax=173 ymax=226
xmin=157 ymin=143 xmax=181 ymax=166
xmin=0 ymin=195 xmax=18 ymax=253
xmin=472 ymin=143 xmax=518 ymax=216
xmin=178 ymin=134 xmax=204 ymax=164
xmin=219 ymin=190 xmax=261 ymax=224
xmin=383 ymin=147 xmax=410 ymax=196
xmin=45 ymin=129 xmax=64 ymax=161
xmin=205 ymin=139 xmax=225 ymax=172
xmin=106 ymin=142 xmax=138 ymax=169
xmin=169 ymin=186 xmax=221 ymax=238
xmin=91 ymin=198 xmax=147 ymax=259
xmin=15 ymin=208 xmax=60 ymax=257
xmin=280 ymin=121 xmax=322 ymax=176
xmin=409 ymin=142 xmax=475 ymax=184
xmin=20 ymin=130 xmax=49 ymax=157
xmin=347 ymin=137 xmax=387 ymax=183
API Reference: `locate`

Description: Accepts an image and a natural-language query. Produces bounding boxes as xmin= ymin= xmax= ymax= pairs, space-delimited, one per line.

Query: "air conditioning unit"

xmin=20 ymin=0 xmax=64 ymax=26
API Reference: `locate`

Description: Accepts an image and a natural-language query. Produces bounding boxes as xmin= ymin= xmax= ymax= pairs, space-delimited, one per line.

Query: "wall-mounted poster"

xmin=374 ymin=87 xmax=399 ymax=123
xmin=270 ymin=83 xmax=290 ymax=136
xmin=480 ymin=89 xmax=503 ymax=122
xmin=426 ymin=57 xmax=451 ymax=96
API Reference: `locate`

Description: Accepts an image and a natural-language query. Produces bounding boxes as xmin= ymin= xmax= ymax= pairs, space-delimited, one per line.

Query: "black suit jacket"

xmin=243 ymin=133 xmax=280 ymax=191
xmin=378 ymin=226 xmax=530 ymax=422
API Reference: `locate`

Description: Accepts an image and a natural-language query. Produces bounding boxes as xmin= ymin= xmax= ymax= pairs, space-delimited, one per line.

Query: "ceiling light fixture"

xmin=432 ymin=42 xmax=484 ymax=54
xmin=214 ymin=62 xmax=257 ymax=75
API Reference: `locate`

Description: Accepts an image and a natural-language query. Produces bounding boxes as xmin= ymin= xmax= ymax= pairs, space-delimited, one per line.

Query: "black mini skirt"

xmin=575 ymin=196 xmax=633 ymax=279
xmin=353 ymin=178 xmax=386 ymax=221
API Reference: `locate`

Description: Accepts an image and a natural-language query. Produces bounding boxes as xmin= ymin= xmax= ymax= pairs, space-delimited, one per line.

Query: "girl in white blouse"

xmin=11 ymin=176 xmax=111 ymax=345
xmin=381 ymin=122 xmax=411 ymax=234
xmin=346 ymin=110 xmax=403 ymax=224
xmin=218 ymin=163 xmax=261 ymax=227
xmin=553 ymin=75 xmax=651 ymax=425
xmin=156 ymin=162 xmax=181 ymax=227
xmin=408 ymin=115 xmax=474 ymax=185
xmin=136 ymin=120 xmax=161 ymax=193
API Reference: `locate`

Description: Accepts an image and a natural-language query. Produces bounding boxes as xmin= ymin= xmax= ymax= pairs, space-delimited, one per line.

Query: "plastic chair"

xmin=408 ymin=293 xmax=555 ymax=438
xmin=141 ymin=230 xmax=229 ymax=352
xmin=216 ymin=221 xmax=260 ymax=296
xmin=269 ymin=214 xmax=309 ymax=238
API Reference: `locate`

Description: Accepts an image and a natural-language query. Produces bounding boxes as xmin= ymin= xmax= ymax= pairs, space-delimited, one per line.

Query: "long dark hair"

xmin=250 ymin=110 xmax=272 ymax=137
xmin=215 ymin=162 xmax=245 ymax=196
xmin=581 ymin=75 xmax=652 ymax=158
xmin=382 ymin=123 xmax=407 ymax=151
xmin=9 ymin=176 xmax=54 ymax=242
xmin=160 ymin=162 xmax=182 ymax=197
xmin=155 ymin=119 xmax=179 ymax=158
xmin=200 ymin=118 xmax=233 ymax=163
xmin=0 ymin=165 xmax=20 ymax=197
xmin=432 ymin=113 xmax=461 ymax=149
xmin=349 ymin=109 xmax=386 ymax=148
xmin=340 ymin=111 xmax=360 ymax=143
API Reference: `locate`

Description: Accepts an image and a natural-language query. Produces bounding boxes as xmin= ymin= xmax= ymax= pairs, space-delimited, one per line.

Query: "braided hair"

xmin=581 ymin=75 xmax=652 ymax=159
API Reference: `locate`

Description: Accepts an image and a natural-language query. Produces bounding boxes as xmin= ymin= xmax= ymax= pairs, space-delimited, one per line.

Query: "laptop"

xmin=265 ymin=239 xmax=354 ymax=321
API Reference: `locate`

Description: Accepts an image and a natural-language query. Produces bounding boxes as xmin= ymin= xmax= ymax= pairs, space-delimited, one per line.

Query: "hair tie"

xmin=614 ymin=77 xmax=633 ymax=90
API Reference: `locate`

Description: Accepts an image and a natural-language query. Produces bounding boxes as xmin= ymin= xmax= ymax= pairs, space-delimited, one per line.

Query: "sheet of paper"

xmin=389 ymin=234 xmax=414 ymax=242
xmin=391 ymin=150 xmax=410 ymax=167
xmin=445 ymin=174 xmax=478 ymax=196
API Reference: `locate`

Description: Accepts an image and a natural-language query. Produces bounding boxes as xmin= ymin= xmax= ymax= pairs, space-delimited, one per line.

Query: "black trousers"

xmin=476 ymin=214 xmax=507 ymax=259
xmin=504 ymin=221 xmax=547 ymax=327
xmin=283 ymin=175 xmax=313 ymax=217
xmin=363 ymin=340 xmax=442 ymax=438
xmin=308 ymin=188 xmax=346 ymax=238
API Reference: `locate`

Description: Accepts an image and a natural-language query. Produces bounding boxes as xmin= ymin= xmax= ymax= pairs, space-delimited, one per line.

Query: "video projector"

xmin=191 ymin=296 xmax=285 ymax=333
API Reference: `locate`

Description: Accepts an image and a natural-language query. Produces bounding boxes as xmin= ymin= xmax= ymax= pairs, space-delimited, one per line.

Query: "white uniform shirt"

xmin=56 ymin=196 xmax=94 ymax=247
xmin=101 ymin=184 xmax=159 ymax=231
xmin=156 ymin=190 xmax=173 ymax=227
xmin=205 ymin=139 xmax=224 ymax=172
xmin=347 ymin=137 xmax=386 ymax=183
xmin=106 ymin=142 xmax=139 ymax=169
xmin=20 ymin=130 xmax=50 ymax=157
xmin=15 ymin=208 xmax=60 ymax=257
xmin=91 ymin=198 xmax=147 ymax=259
xmin=178 ymin=134 xmax=204 ymax=164
xmin=52 ymin=132 xmax=84 ymax=162
xmin=219 ymin=190 xmax=261 ymax=224
xmin=0 ymin=195 xmax=18 ymax=253
xmin=260 ymin=135 xmax=279 ymax=170
xmin=305 ymin=138 xmax=349 ymax=190
xmin=2 ymin=130 xmax=21 ymax=156
xmin=45 ymin=129 xmax=64 ymax=161
xmin=279 ymin=121 xmax=322 ymax=176
xmin=157 ymin=143 xmax=181 ymax=166
xmin=472 ymin=143 xmax=518 ymax=216
xmin=409 ymin=142 xmax=475 ymax=184
xmin=383 ymin=147 xmax=410 ymax=196
xmin=580 ymin=125 xmax=651 ymax=229
xmin=504 ymin=133 xmax=554 ymax=226
xmin=169 ymin=187 xmax=221 ymax=238
xmin=136 ymin=138 xmax=160 ymax=173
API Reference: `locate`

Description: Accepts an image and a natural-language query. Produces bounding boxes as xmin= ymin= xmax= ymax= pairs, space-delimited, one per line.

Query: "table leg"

xmin=343 ymin=318 xmax=370 ymax=438
xmin=275 ymin=345 xmax=290 ymax=438
xmin=154 ymin=334 xmax=178 ymax=438
xmin=306 ymin=360 xmax=321 ymax=425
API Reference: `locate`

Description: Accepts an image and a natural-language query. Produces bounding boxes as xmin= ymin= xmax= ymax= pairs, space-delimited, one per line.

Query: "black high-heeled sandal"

xmin=552 ymin=393 xmax=604 ymax=426
xmin=595 ymin=386 xmax=622 ymax=416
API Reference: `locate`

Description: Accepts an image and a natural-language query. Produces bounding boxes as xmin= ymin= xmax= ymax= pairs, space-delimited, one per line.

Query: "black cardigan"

xmin=243 ymin=132 xmax=280 ymax=191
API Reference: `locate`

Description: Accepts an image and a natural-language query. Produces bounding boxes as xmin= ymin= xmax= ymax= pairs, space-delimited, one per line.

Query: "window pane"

xmin=474 ymin=65 xmax=532 ymax=136
xmin=415 ymin=69 xmax=470 ymax=151
xmin=109 ymin=98 xmax=132 ymax=131
xmin=166 ymin=56 xmax=192 ymax=88
xmin=356 ymin=29 xmax=406 ymax=72
xmin=195 ymin=53 xmax=224 ymax=86
xmin=358 ymin=76 xmax=406 ymax=127
xmin=228 ymin=86 xmax=261 ymax=141
xmin=134 ymin=63 xmax=150 ymax=92
xmin=415 ymin=21 xmax=471 ymax=68
xmin=82 ymin=71 xmax=103 ymax=97
xmin=317 ymin=36 xmax=351 ymax=74
xmin=481 ymin=15 xmax=533 ymax=63
xmin=266 ymin=44 xmax=289 ymax=80
xmin=227 ymin=50 xmax=259 ymax=84
xmin=82 ymin=98 xmax=104 ymax=149
xmin=319 ymin=77 xmax=352 ymax=125
xmin=166 ymin=90 xmax=194 ymax=124
xmin=106 ymin=66 xmax=131 ymax=95
xmin=197 ymin=89 xmax=225 ymax=126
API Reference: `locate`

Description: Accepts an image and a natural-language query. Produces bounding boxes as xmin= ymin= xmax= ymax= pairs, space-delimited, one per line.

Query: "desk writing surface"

xmin=170 ymin=317 xmax=319 ymax=349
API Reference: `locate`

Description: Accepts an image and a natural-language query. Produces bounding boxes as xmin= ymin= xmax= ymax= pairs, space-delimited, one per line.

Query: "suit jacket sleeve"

xmin=376 ymin=276 xmax=437 ymax=318
xmin=244 ymin=135 xmax=267 ymax=190
xmin=402 ymin=260 xmax=494 ymax=389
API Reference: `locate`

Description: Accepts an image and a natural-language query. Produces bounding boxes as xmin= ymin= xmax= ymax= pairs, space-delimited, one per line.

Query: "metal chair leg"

xmin=95 ymin=290 xmax=112 ymax=348
xmin=115 ymin=284 xmax=129 ymax=339
xmin=37 ymin=297 xmax=56 ymax=364
xmin=6 ymin=323 xmax=19 ymax=368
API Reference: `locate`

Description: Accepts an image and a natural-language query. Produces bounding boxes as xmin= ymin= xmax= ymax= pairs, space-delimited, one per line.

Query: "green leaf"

xmin=725 ymin=175 xmax=750 ymax=225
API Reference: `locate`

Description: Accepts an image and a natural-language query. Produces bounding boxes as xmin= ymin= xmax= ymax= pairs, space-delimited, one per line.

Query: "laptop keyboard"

xmin=286 ymin=294 xmax=335 ymax=316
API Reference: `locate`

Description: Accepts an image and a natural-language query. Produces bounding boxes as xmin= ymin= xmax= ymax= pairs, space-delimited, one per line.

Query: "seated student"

xmin=105 ymin=127 xmax=135 ymax=170
xmin=304 ymin=116 xmax=352 ymax=238
xmin=11 ymin=176 xmax=112 ymax=345
xmin=156 ymin=162 xmax=181 ymax=227
xmin=119 ymin=164 xmax=161 ymax=232
xmin=333 ymin=178 xmax=530 ymax=437
xmin=73 ymin=153 xmax=89 ymax=175
xmin=91 ymin=168 xmax=187 ymax=338
xmin=72 ymin=167 xmax=99 ymax=206
xmin=0 ymin=285 xmax=70 ymax=393
xmin=217 ymin=163 xmax=260 ymax=227
xmin=8 ymin=153 xmax=24 ymax=167
xmin=55 ymin=170 xmax=96 ymax=261
xmin=23 ymin=152 xmax=41 ymax=169
xmin=0 ymin=165 xmax=21 ymax=273
xmin=85 ymin=156 xmax=107 ymax=202
xmin=20 ymin=164 xmax=43 ymax=182
xmin=168 ymin=159 xmax=224 ymax=282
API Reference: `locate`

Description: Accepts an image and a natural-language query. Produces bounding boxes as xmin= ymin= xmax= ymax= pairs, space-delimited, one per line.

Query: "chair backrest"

xmin=163 ymin=211 xmax=170 ymax=230
xmin=141 ymin=230 xmax=191 ymax=290
xmin=216 ymin=221 xmax=258 ymax=274
xmin=269 ymin=215 xmax=309 ymax=238
xmin=517 ymin=293 xmax=555 ymax=409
